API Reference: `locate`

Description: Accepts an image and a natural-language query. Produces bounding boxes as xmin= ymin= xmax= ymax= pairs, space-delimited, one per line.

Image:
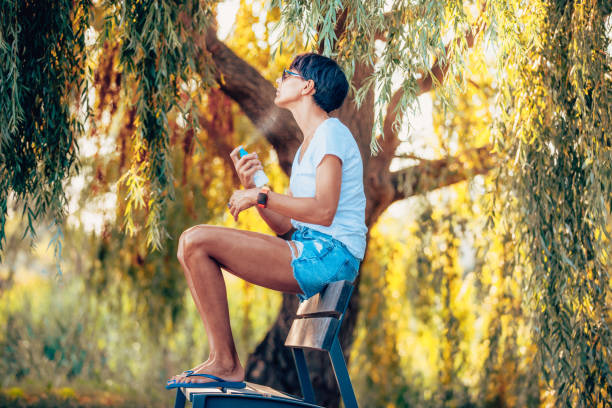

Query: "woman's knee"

xmin=177 ymin=225 xmax=216 ymax=263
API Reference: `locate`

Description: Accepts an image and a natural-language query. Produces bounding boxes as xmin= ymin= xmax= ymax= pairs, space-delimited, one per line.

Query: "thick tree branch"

xmin=191 ymin=24 xmax=302 ymax=174
xmin=380 ymin=88 xmax=404 ymax=155
xmin=390 ymin=145 xmax=496 ymax=202
xmin=196 ymin=89 xmax=239 ymax=185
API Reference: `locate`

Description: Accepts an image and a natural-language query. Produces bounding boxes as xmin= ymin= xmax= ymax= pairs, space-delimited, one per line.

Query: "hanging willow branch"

xmin=0 ymin=0 xmax=91 ymax=266
xmin=0 ymin=0 xmax=217 ymax=259
xmin=495 ymin=1 xmax=612 ymax=406
xmin=106 ymin=0 xmax=215 ymax=250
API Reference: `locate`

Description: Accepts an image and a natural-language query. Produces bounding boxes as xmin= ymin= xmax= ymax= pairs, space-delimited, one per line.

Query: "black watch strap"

xmin=257 ymin=186 xmax=270 ymax=208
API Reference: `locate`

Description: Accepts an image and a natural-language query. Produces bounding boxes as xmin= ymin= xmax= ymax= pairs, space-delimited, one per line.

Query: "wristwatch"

xmin=257 ymin=186 xmax=270 ymax=208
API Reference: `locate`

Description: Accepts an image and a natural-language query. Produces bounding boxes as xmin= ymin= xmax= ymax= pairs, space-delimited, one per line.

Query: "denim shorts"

xmin=287 ymin=227 xmax=360 ymax=301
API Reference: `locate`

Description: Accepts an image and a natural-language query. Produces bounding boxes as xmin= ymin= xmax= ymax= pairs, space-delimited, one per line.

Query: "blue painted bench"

xmin=171 ymin=280 xmax=358 ymax=407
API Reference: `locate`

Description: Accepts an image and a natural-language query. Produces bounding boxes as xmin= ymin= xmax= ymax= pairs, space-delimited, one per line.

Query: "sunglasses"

xmin=281 ymin=69 xmax=305 ymax=81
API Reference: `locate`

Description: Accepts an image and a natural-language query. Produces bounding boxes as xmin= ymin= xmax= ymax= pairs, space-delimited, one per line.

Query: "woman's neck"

xmin=290 ymin=102 xmax=330 ymax=142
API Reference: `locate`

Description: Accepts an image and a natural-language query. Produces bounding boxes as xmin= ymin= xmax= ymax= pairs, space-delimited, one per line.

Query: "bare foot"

xmin=169 ymin=358 xmax=214 ymax=383
xmin=181 ymin=359 xmax=245 ymax=385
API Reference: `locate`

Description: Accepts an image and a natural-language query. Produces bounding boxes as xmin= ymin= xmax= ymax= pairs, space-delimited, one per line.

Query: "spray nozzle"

xmin=238 ymin=146 xmax=249 ymax=158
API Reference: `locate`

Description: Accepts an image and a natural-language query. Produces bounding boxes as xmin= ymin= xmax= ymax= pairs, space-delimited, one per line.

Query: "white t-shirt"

xmin=289 ymin=118 xmax=368 ymax=260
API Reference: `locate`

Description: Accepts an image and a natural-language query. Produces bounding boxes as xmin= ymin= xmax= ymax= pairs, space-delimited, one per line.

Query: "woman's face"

xmin=274 ymin=68 xmax=307 ymax=109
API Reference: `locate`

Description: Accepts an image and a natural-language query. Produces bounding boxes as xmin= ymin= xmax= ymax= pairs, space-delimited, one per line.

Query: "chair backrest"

xmin=284 ymin=280 xmax=353 ymax=351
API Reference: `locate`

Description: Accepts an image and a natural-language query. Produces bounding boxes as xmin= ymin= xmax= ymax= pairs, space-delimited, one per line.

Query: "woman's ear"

xmin=301 ymin=79 xmax=316 ymax=96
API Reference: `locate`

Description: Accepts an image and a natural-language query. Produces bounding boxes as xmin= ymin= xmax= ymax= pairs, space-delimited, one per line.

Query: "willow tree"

xmin=1 ymin=0 xmax=610 ymax=406
xmin=169 ymin=4 xmax=494 ymax=406
xmin=492 ymin=1 xmax=612 ymax=406
xmin=0 ymin=0 xmax=91 ymax=266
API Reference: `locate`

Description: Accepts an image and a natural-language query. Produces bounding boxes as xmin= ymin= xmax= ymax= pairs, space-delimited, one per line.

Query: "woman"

xmin=167 ymin=53 xmax=367 ymax=388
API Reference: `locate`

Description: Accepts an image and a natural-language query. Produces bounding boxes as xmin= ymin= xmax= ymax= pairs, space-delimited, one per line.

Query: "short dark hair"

xmin=290 ymin=53 xmax=349 ymax=113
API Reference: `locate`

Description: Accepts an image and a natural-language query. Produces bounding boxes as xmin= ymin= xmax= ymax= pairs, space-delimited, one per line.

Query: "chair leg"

xmin=174 ymin=388 xmax=186 ymax=408
xmin=292 ymin=348 xmax=316 ymax=404
xmin=329 ymin=337 xmax=358 ymax=408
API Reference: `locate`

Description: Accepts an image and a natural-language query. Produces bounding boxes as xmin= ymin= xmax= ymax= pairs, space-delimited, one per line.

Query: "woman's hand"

xmin=230 ymin=146 xmax=264 ymax=188
xmin=227 ymin=188 xmax=258 ymax=221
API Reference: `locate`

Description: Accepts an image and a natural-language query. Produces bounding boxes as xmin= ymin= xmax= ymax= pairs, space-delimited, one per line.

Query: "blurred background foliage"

xmin=1 ymin=0 xmax=611 ymax=407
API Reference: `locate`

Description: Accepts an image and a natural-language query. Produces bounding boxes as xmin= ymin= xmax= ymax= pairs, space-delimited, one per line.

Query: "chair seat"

xmin=182 ymin=382 xmax=323 ymax=407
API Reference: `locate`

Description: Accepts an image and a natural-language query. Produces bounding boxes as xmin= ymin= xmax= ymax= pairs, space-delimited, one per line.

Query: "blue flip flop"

xmin=165 ymin=373 xmax=246 ymax=390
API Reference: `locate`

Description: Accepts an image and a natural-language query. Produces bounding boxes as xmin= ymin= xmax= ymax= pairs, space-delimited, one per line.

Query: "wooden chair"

xmin=171 ymin=280 xmax=358 ymax=408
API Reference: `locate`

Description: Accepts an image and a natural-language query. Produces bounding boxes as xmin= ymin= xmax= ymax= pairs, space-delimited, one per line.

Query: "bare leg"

xmin=168 ymin=245 xmax=217 ymax=382
xmin=173 ymin=225 xmax=302 ymax=384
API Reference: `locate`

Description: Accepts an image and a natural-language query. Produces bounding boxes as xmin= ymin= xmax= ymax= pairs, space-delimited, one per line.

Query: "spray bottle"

xmin=238 ymin=146 xmax=269 ymax=187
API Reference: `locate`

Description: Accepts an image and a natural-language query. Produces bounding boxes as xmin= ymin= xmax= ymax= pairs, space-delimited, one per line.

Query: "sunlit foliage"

xmin=493 ymin=1 xmax=612 ymax=406
xmin=77 ymin=0 xmax=296 ymax=332
xmin=282 ymin=0 xmax=611 ymax=405
xmin=349 ymin=45 xmax=536 ymax=406
xmin=1 ymin=0 xmax=611 ymax=406
xmin=352 ymin=187 xmax=542 ymax=407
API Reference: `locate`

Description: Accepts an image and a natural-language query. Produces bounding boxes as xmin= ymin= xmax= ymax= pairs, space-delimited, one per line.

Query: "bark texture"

xmin=195 ymin=26 xmax=495 ymax=407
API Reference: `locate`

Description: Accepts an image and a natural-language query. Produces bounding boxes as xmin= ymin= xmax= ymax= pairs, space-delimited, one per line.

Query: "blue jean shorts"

xmin=287 ymin=227 xmax=360 ymax=301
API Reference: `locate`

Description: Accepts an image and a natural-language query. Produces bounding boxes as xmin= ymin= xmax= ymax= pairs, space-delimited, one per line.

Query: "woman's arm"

xmin=255 ymin=190 xmax=294 ymax=236
xmin=228 ymin=154 xmax=342 ymax=227
xmin=266 ymin=154 xmax=342 ymax=226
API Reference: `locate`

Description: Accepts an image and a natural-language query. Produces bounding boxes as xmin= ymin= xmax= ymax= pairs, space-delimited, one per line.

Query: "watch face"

xmin=257 ymin=192 xmax=268 ymax=208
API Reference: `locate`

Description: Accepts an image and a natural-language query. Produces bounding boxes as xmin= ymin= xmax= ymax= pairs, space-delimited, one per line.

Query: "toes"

xmin=168 ymin=372 xmax=188 ymax=383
